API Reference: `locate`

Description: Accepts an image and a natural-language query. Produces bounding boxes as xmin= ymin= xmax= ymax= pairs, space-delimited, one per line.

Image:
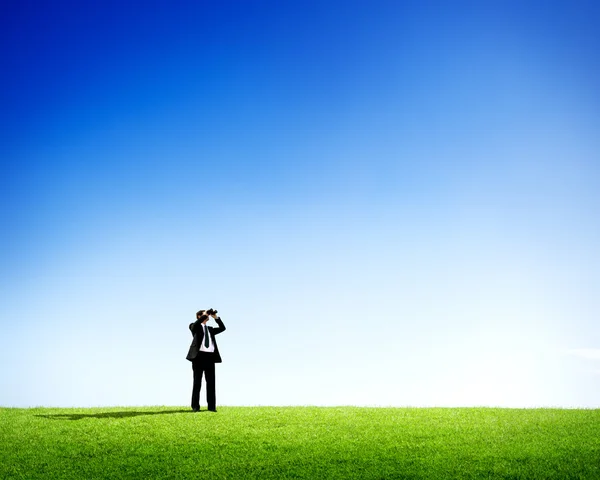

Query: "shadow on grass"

xmin=35 ymin=409 xmax=194 ymax=420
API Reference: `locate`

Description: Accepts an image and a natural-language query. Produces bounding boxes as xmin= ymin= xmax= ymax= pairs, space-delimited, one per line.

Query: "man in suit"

xmin=186 ymin=309 xmax=226 ymax=412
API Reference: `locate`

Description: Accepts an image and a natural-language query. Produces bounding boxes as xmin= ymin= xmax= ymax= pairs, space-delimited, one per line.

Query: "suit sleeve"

xmin=189 ymin=320 xmax=201 ymax=336
xmin=212 ymin=317 xmax=226 ymax=335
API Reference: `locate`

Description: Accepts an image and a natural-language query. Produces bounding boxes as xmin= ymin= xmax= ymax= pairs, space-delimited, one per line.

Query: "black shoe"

xmin=192 ymin=408 xmax=200 ymax=412
xmin=208 ymin=408 xmax=217 ymax=412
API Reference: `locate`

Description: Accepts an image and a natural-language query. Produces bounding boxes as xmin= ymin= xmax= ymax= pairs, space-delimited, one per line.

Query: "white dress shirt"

xmin=199 ymin=323 xmax=215 ymax=353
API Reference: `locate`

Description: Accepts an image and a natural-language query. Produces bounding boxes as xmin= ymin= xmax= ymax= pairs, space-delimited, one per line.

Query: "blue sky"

xmin=1 ymin=0 xmax=600 ymax=408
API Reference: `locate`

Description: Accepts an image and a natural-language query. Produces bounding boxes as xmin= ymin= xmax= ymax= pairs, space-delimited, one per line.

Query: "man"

xmin=186 ymin=309 xmax=226 ymax=412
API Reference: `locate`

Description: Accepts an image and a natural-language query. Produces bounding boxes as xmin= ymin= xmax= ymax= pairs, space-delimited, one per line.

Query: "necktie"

xmin=204 ymin=325 xmax=210 ymax=348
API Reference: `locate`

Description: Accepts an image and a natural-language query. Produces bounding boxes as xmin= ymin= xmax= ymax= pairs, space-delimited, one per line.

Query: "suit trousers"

xmin=191 ymin=353 xmax=216 ymax=410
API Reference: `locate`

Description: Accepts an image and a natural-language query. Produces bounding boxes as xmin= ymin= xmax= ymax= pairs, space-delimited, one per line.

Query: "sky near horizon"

xmin=1 ymin=1 xmax=600 ymax=408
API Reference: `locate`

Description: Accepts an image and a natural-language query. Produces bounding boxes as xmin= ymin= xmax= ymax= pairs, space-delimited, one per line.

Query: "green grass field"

xmin=1 ymin=406 xmax=599 ymax=479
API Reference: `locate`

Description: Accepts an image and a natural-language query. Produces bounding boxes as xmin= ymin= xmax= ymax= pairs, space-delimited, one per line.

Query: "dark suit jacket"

xmin=186 ymin=317 xmax=226 ymax=363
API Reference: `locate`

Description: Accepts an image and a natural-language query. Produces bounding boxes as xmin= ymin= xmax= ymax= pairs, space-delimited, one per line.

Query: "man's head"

xmin=196 ymin=310 xmax=206 ymax=320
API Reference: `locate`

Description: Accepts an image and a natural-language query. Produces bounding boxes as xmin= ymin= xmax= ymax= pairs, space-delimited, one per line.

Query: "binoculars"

xmin=207 ymin=308 xmax=218 ymax=316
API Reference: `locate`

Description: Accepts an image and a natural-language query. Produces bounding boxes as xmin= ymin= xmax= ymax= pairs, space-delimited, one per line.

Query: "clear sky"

xmin=1 ymin=1 xmax=599 ymax=408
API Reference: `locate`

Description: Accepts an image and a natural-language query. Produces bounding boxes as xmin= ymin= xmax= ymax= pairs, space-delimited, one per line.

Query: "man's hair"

xmin=196 ymin=310 xmax=206 ymax=318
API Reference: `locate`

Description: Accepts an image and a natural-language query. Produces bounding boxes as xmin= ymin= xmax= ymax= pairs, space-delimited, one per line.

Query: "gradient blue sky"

xmin=2 ymin=1 xmax=599 ymax=408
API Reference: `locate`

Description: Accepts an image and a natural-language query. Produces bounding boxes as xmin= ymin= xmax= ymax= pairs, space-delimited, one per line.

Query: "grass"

xmin=1 ymin=406 xmax=599 ymax=479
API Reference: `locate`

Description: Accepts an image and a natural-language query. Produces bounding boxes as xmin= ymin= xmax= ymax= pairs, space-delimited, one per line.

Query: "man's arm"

xmin=189 ymin=320 xmax=201 ymax=336
xmin=212 ymin=316 xmax=226 ymax=335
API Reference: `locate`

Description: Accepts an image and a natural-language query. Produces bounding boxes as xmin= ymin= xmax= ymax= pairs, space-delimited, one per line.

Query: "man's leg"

xmin=191 ymin=360 xmax=203 ymax=411
xmin=204 ymin=361 xmax=216 ymax=411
